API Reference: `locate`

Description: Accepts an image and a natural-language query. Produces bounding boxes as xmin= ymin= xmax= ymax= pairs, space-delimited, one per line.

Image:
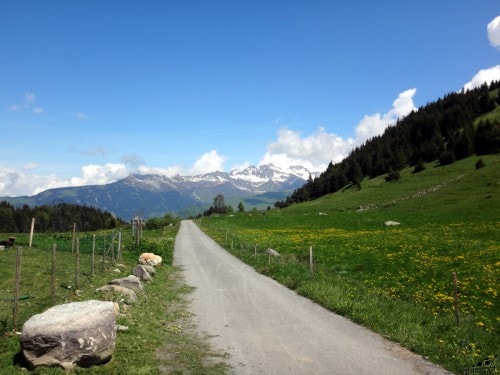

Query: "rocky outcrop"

xmin=20 ymin=300 xmax=116 ymax=371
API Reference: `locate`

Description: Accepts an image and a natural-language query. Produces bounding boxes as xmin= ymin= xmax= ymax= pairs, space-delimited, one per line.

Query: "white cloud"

xmin=260 ymin=127 xmax=354 ymax=172
xmin=76 ymin=112 xmax=88 ymax=120
xmin=463 ymin=65 xmax=500 ymax=91
xmin=0 ymin=167 xmax=64 ymax=196
xmin=260 ymin=89 xmax=417 ymax=172
xmin=355 ymin=88 xmax=417 ymax=143
xmin=0 ymin=163 xmax=131 ymax=196
xmin=69 ymin=163 xmax=129 ymax=186
xmin=7 ymin=92 xmax=43 ymax=114
xmin=189 ymin=150 xmax=226 ymax=175
xmin=487 ymin=15 xmax=500 ymax=48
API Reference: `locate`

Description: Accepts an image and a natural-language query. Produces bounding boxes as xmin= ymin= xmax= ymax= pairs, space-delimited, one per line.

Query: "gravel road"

xmin=173 ymin=220 xmax=451 ymax=375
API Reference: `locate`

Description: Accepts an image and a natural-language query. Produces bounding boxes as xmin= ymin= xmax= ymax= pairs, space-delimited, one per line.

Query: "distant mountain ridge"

xmin=1 ymin=164 xmax=314 ymax=219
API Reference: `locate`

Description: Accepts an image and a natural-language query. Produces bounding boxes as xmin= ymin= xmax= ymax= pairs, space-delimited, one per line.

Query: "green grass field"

xmin=197 ymin=155 xmax=499 ymax=374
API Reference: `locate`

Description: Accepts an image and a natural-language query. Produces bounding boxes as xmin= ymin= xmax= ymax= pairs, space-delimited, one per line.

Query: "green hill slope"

xmin=197 ymin=154 xmax=499 ymax=374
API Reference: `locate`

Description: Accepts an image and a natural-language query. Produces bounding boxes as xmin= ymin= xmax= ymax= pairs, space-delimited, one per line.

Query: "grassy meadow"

xmin=0 ymin=227 xmax=228 ymax=374
xmin=197 ymin=155 xmax=499 ymax=374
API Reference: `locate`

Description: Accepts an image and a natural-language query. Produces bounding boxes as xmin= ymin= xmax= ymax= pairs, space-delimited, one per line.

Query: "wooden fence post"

xmin=51 ymin=244 xmax=57 ymax=302
xmin=309 ymin=246 xmax=314 ymax=274
xmin=71 ymin=223 xmax=76 ymax=253
xmin=110 ymin=231 xmax=115 ymax=263
xmin=117 ymin=230 xmax=122 ymax=262
xmin=91 ymin=235 xmax=96 ymax=276
xmin=102 ymin=236 xmax=106 ymax=271
xmin=75 ymin=238 xmax=80 ymax=290
xmin=13 ymin=246 xmax=22 ymax=328
xmin=29 ymin=217 xmax=35 ymax=247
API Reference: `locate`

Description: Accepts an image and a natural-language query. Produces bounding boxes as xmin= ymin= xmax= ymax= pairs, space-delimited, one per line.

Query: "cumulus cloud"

xmin=189 ymin=150 xmax=226 ymax=175
xmin=463 ymin=65 xmax=500 ymax=91
xmin=260 ymin=89 xmax=417 ymax=172
xmin=487 ymin=16 xmax=500 ymax=48
xmin=0 ymin=167 xmax=65 ymax=196
xmin=69 ymin=163 xmax=129 ymax=186
xmin=355 ymin=88 xmax=417 ymax=142
xmin=0 ymin=163 xmax=130 ymax=196
xmin=260 ymin=127 xmax=354 ymax=172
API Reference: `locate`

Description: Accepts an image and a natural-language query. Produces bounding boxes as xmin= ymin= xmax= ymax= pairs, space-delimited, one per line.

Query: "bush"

xmin=475 ymin=158 xmax=485 ymax=170
xmin=412 ymin=161 xmax=426 ymax=173
xmin=385 ymin=169 xmax=401 ymax=182
xmin=438 ymin=150 xmax=456 ymax=166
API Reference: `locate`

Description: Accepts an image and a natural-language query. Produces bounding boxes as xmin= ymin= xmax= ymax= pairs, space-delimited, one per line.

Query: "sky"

xmin=1 ymin=1 xmax=499 ymax=197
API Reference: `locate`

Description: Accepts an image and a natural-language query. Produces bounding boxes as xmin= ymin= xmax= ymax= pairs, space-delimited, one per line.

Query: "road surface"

xmin=173 ymin=220 xmax=450 ymax=375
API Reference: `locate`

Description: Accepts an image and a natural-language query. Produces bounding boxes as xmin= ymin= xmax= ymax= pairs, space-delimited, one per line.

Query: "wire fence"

xmin=0 ymin=230 xmax=126 ymax=332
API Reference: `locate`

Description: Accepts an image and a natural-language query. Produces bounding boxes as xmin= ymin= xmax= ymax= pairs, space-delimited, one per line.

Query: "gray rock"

xmin=108 ymin=275 xmax=143 ymax=290
xmin=20 ymin=300 xmax=116 ymax=371
xmin=265 ymin=248 xmax=280 ymax=256
xmin=96 ymin=285 xmax=138 ymax=303
xmin=141 ymin=264 xmax=156 ymax=276
xmin=132 ymin=265 xmax=152 ymax=282
xmin=384 ymin=220 xmax=401 ymax=226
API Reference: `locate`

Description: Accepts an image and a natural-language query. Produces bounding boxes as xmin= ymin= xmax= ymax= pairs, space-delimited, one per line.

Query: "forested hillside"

xmin=0 ymin=201 xmax=123 ymax=233
xmin=276 ymin=81 xmax=500 ymax=208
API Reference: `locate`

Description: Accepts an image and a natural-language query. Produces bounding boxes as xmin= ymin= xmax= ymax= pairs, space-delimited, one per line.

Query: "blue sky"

xmin=1 ymin=1 xmax=499 ymax=196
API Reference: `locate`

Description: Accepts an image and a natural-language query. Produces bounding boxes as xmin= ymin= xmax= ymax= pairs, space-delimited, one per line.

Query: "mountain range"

xmin=1 ymin=164 xmax=313 ymax=220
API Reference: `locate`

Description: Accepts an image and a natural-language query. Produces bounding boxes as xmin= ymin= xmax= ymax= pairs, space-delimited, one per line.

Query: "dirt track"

xmin=173 ymin=220 xmax=451 ymax=375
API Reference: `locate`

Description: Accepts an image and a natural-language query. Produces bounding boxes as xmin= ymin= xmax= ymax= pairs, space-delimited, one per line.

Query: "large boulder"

xmin=20 ymin=300 xmax=116 ymax=371
xmin=138 ymin=252 xmax=162 ymax=267
xmin=132 ymin=265 xmax=153 ymax=282
xmin=96 ymin=284 xmax=138 ymax=303
xmin=108 ymin=275 xmax=143 ymax=290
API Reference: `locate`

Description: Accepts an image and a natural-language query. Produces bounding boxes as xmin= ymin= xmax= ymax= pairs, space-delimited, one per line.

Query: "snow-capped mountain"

xmin=2 ymin=164 xmax=315 ymax=219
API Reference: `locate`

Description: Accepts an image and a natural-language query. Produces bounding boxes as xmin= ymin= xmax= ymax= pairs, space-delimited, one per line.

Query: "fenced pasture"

xmin=197 ymin=156 xmax=499 ymax=374
xmin=0 ymin=230 xmax=128 ymax=334
xmin=0 ymin=224 xmax=229 ymax=374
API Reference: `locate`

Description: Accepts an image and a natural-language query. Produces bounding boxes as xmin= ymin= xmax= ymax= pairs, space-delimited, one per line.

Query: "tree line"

xmin=0 ymin=201 xmax=124 ymax=233
xmin=276 ymin=81 xmax=500 ymax=208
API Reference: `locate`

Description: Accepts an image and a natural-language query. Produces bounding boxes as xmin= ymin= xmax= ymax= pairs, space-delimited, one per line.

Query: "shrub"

xmin=438 ymin=150 xmax=456 ymax=166
xmin=385 ymin=169 xmax=401 ymax=182
xmin=412 ymin=161 xmax=426 ymax=173
xmin=475 ymin=158 xmax=485 ymax=170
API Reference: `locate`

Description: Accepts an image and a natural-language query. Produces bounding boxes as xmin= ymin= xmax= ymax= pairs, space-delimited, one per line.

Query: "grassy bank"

xmin=0 ymin=227 xmax=228 ymax=374
xmin=197 ymin=155 xmax=499 ymax=374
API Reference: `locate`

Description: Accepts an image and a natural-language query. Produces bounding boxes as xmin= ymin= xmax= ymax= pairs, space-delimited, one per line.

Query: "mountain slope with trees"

xmin=276 ymin=81 xmax=500 ymax=208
